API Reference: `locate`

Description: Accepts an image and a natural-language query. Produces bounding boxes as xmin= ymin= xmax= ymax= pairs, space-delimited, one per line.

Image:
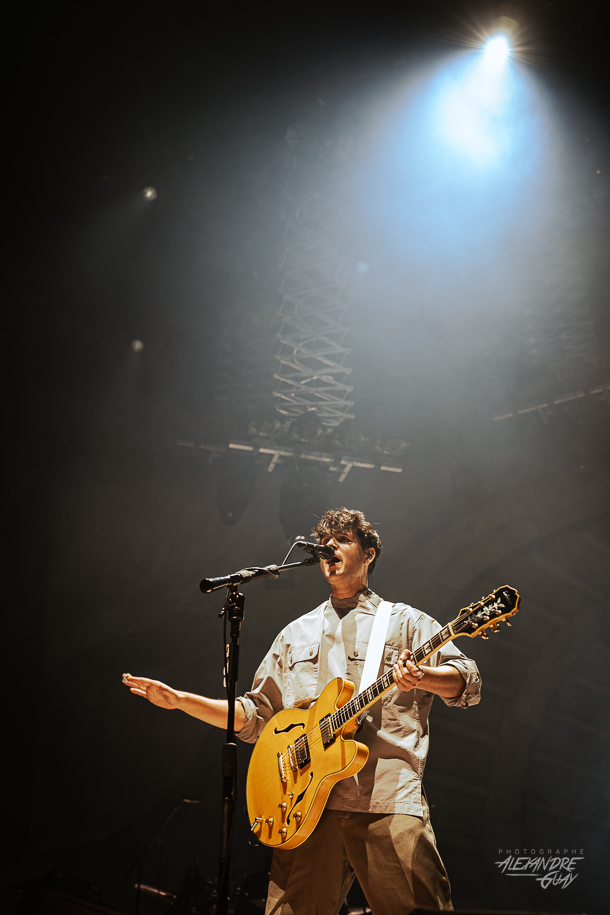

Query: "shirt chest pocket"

xmin=384 ymin=646 xmax=399 ymax=668
xmin=284 ymin=643 xmax=319 ymax=708
xmin=346 ymin=640 xmax=368 ymax=685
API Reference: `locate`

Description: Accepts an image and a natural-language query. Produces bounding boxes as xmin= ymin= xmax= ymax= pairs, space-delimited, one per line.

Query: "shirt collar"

xmin=326 ymin=589 xmax=381 ymax=615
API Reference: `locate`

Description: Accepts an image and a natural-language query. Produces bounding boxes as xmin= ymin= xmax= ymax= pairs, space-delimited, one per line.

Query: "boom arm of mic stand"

xmin=200 ymin=557 xmax=318 ymax=594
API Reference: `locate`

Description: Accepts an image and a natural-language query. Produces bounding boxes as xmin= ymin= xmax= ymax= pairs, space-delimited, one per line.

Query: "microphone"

xmin=295 ymin=540 xmax=336 ymax=560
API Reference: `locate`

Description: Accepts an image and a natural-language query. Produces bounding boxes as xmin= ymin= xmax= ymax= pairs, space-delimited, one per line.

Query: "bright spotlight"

xmin=484 ymin=35 xmax=510 ymax=66
xmin=142 ymin=186 xmax=157 ymax=200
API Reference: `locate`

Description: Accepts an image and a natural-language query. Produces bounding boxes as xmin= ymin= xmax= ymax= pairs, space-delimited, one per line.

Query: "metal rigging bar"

xmin=274 ymin=130 xmax=355 ymax=428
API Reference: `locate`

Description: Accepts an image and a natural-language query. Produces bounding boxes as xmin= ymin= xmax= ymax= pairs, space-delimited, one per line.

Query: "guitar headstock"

xmin=453 ymin=586 xmax=520 ymax=640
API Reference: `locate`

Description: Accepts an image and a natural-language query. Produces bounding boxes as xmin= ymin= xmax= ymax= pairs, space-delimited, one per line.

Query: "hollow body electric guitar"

xmin=246 ymin=585 xmax=520 ymax=850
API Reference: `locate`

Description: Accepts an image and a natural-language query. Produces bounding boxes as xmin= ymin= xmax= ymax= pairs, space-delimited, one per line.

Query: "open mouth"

xmin=327 ymin=555 xmax=340 ymax=567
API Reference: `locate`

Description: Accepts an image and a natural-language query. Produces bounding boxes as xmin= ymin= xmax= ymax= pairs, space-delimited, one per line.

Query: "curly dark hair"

xmin=312 ymin=507 xmax=382 ymax=577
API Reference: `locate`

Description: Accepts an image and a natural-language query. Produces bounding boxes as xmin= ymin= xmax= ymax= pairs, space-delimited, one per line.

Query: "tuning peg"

xmin=505 ymin=621 xmax=511 ymax=627
xmin=480 ymin=632 xmax=489 ymax=640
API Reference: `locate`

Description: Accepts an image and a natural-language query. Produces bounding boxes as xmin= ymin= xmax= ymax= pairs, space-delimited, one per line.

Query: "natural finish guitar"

xmin=246 ymin=585 xmax=520 ymax=850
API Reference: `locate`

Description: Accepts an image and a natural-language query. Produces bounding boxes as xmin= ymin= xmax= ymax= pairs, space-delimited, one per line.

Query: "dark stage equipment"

xmin=279 ymin=467 xmax=332 ymax=543
xmin=13 ymin=875 xmax=120 ymax=915
xmin=215 ymin=456 xmax=257 ymax=526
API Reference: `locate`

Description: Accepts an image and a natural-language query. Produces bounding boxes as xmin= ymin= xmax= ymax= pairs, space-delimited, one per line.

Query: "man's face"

xmin=319 ymin=527 xmax=372 ymax=593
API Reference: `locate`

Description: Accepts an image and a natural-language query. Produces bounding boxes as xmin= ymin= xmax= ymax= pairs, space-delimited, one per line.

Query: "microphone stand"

xmin=203 ymin=553 xmax=319 ymax=915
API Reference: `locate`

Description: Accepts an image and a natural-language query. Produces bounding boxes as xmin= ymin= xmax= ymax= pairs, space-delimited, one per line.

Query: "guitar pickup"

xmin=287 ymin=744 xmax=298 ymax=771
xmin=319 ymin=714 xmax=336 ymax=749
xmin=294 ymin=734 xmax=310 ymax=768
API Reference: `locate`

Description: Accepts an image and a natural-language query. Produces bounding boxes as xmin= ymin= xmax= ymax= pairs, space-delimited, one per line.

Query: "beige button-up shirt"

xmin=237 ymin=590 xmax=481 ymax=816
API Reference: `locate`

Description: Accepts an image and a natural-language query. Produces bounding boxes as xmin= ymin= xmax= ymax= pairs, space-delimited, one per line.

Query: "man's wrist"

xmin=420 ymin=665 xmax=466 ymax=698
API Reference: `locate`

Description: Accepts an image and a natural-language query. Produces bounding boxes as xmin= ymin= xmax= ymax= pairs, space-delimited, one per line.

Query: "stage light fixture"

xmin=484 ymin=34 xmax=511 ymax=66
xmin=375 ymin=436 xmax=408 ymax=457
xmin=248 ymin=411 xmax=283 ymax=438
xmin=289 ymin=409 xmax=327 ymax=445
xmin=331 ymin=419 xmax=368 ymax=453
xmin=142 ymin=186 xmax=157 ymax=200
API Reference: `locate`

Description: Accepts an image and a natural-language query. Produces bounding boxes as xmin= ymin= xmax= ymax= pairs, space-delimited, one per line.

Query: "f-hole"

xmin=273 ymin=722 xmax=306 ymax=736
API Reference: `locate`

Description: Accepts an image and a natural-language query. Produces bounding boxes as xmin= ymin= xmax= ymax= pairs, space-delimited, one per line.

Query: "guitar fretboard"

xmin=328 ymin=618 xmax=469 ymax=732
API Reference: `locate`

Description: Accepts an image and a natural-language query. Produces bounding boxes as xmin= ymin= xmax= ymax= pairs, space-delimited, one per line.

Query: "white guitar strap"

xmin=358 ymin=600 xmax=393 ymax=694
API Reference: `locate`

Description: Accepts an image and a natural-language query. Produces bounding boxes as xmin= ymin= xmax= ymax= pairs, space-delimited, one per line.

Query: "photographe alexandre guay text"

xmin=494 ymin=849 xmax=585 ymax=889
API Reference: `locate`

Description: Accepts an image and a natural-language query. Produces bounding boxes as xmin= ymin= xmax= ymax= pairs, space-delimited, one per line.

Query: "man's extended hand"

xmin=122 ymin=673 xmax=181 ymax=710
xmin=121 ymin=673 xmax=245 ymax=730
xmin=393 ymin=651 xmax=425 ymax=692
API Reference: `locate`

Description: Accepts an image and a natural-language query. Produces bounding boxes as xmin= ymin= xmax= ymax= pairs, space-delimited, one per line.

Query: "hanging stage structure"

xmin=273 ymin=129 xmax=355 ymax=428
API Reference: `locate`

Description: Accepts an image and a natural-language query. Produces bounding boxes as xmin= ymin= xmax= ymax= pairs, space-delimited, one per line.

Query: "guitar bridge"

xmin=319 ymin=714 xmax=336 ymax=749
xmin=277 ymin=751 xmax=287 ymax=783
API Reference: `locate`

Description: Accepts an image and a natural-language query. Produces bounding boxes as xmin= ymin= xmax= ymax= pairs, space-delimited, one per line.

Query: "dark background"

xmin=4 ymin=1 xmax=610 ymax=913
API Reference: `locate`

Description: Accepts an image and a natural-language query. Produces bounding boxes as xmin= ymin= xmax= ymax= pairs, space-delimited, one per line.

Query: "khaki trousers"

xmin=264 ymin=803 xmax=453 ymax=915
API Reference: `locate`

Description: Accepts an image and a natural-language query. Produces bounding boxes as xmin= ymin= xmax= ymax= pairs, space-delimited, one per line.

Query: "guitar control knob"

xmin=279 ymin=828 xmax=287 ymax=840
xmin=294 ymin=811 xmax=302 ymax=825
xmin=265 ymin=817 xmax=274 ymax=826
xmin=278 ymin=803 xmax=287 ymax=812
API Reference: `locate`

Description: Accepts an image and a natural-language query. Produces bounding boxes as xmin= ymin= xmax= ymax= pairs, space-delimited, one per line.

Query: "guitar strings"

xmin=277 ymin=593 xmax=515 ymax=772
xmin=278 ymin=631 xmax=457 ymax=769
xmin=278 ymin=667 xmax=404 ymax=770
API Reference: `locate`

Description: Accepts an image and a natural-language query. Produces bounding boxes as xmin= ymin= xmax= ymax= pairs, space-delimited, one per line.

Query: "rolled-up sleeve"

xmin=236 ymin=634 xmax=285 ymax=744
xmin=441 ymin=656 xmax=481 ymax=708
xmin=412 ymin=611 xmax=481 ymax=709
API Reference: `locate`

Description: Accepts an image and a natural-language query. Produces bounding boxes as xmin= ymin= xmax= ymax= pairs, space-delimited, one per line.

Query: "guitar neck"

xmin=329 ymin=618 xmax=464 ymax=733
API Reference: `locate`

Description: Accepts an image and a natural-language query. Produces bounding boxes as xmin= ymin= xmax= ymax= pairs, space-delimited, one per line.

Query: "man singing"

xmin=123 ymin=507 xmax=481 ymax=913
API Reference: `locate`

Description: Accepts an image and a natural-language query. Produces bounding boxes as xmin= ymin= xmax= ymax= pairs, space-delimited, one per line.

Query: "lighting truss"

xmin=274 ymin=134 xmax=355 ymax=428
xmin=493 ymin=380 xmax=610 ymax=424
xmin=176 ymin=439 xmax=403 ymax=483
xmin=177 ymin=128 xmax=410 ymax=483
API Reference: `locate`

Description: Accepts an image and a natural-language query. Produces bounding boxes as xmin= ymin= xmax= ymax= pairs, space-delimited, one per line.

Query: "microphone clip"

xmin=294 ymin=540 xmax=336 ymax=561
